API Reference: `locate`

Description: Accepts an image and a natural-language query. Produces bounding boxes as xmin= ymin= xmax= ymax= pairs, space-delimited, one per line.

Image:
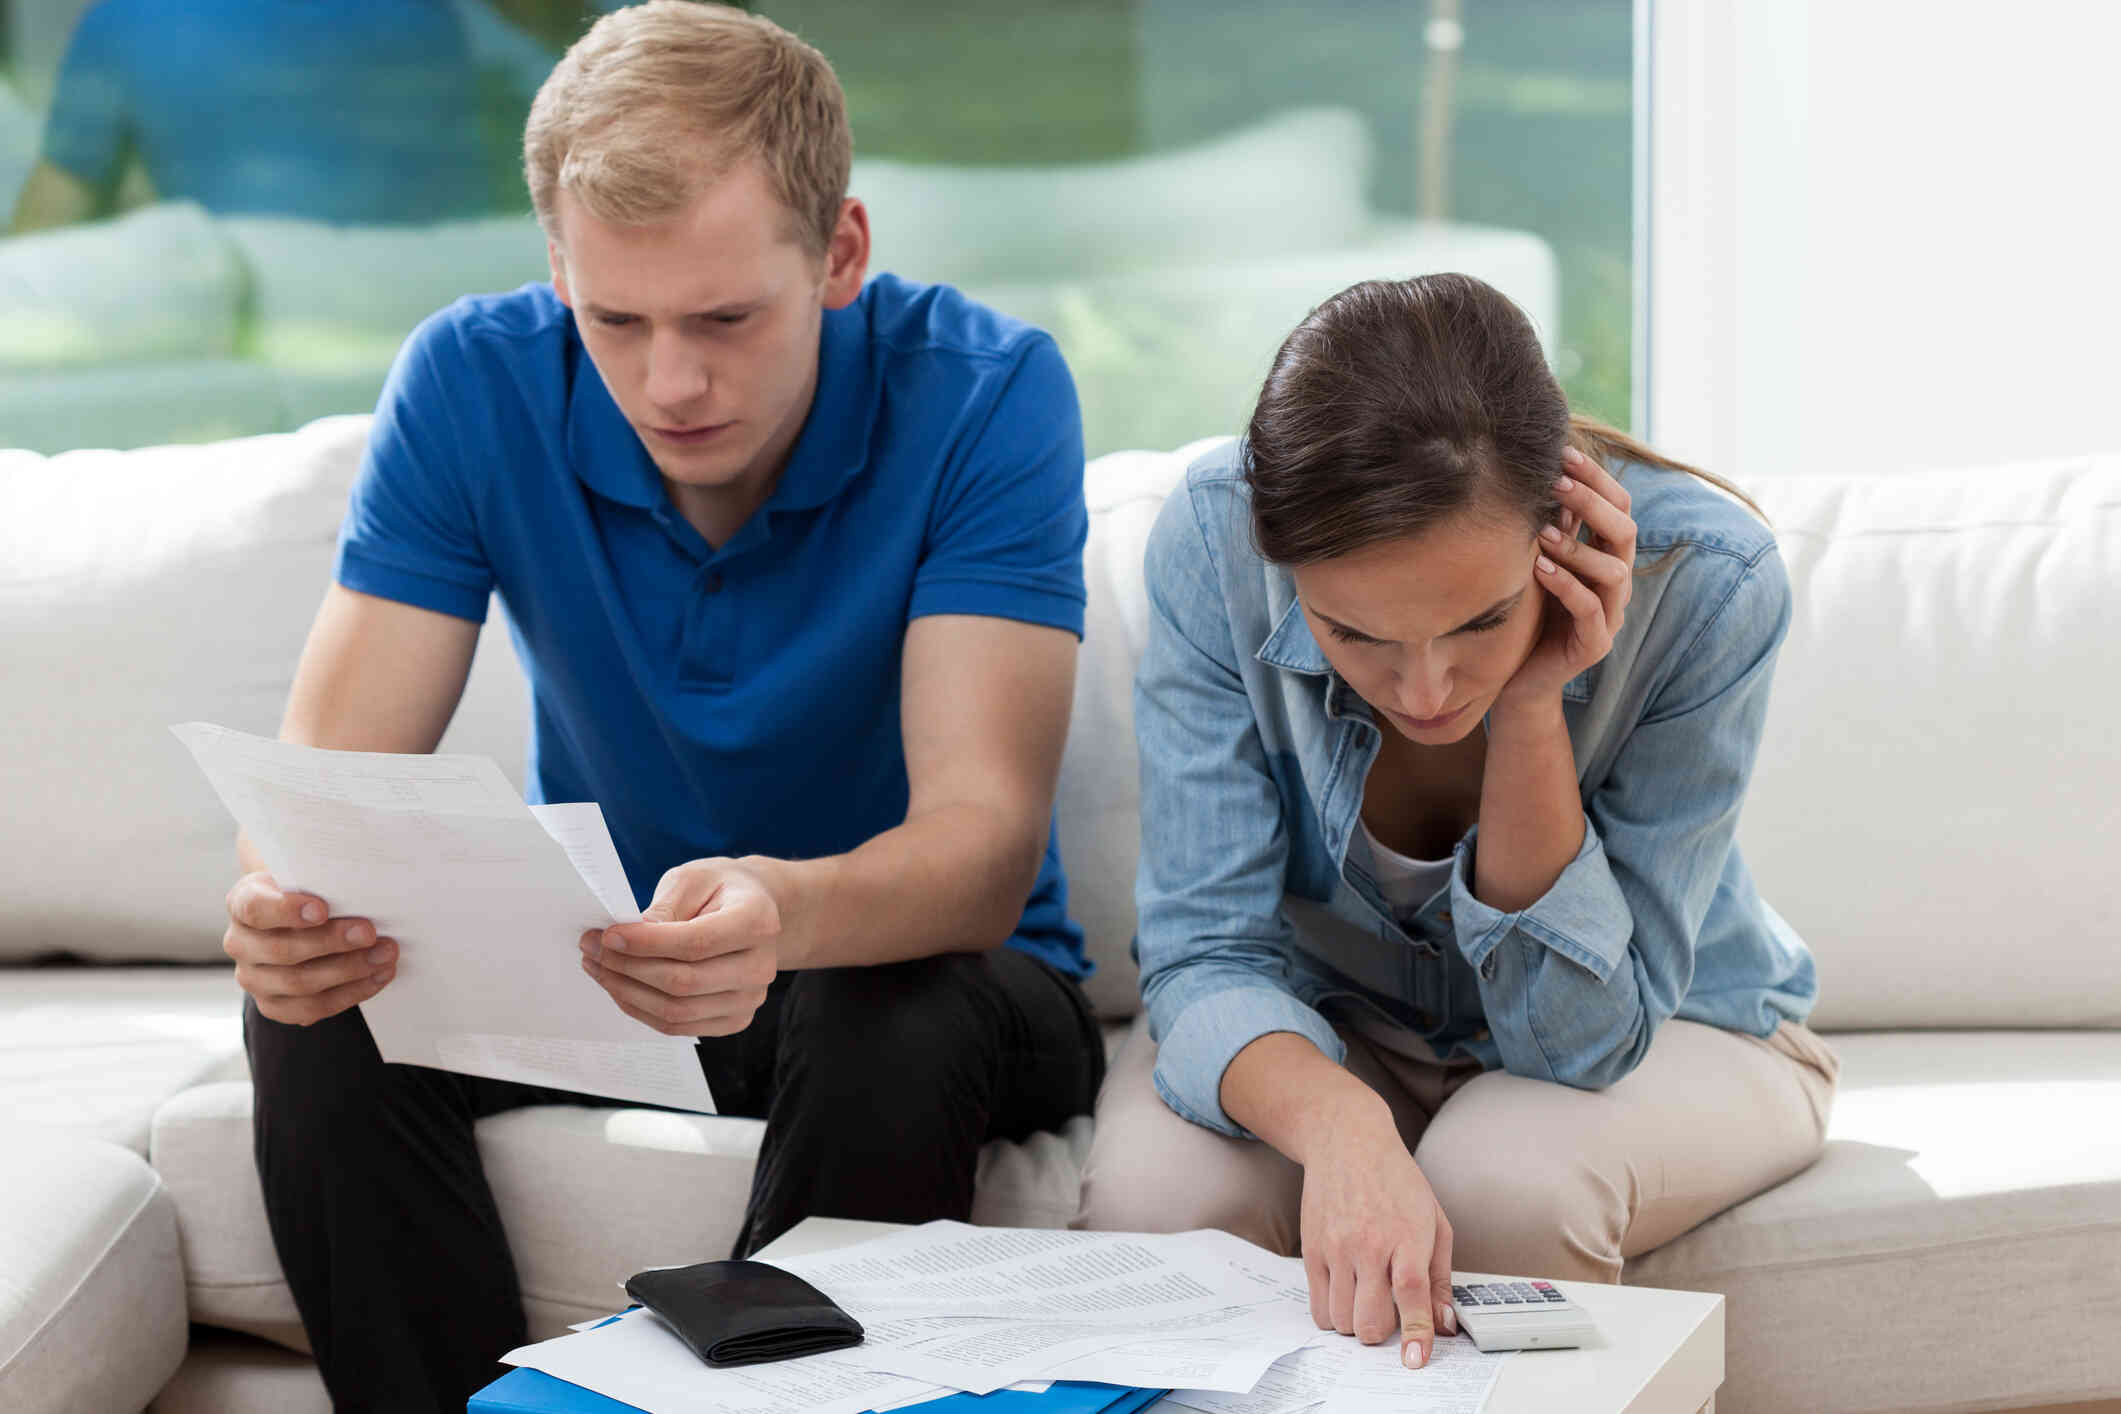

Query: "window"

xmin=2 ymin=0 xmax=1637 ymax=459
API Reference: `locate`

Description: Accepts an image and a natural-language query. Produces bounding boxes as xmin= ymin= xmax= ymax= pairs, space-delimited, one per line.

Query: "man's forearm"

xmin=741 ymin=800 xmax=1048 ymax=970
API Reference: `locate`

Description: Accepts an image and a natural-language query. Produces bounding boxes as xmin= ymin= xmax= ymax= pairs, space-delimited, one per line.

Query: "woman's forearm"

xmin=1219 ymin=1031 xmax=1395 ymax=1165
xmin=1473 ymin=696 xmax=1586 ymax=913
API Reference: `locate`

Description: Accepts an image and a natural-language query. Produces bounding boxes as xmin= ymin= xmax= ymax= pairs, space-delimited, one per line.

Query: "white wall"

xmin=1644 ymin=1 xmax=2121 ymax=480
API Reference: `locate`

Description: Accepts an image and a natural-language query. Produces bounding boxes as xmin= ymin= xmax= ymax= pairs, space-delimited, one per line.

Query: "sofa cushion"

xmin=0 ymin=1133 xmax=188 ymax=1414
xmin=221 ymin=214 xmax=549 ymax=373
xmin=859 ymin=107 xmax=1372 ymax=289
xmin=1743 ymin=456 xmax=2121 ymax=1029
xmin=0 ymin=965 xmax=245 ymax=1154
xmin=1626 ymin=1030 xmax=2121 ymax=1412
xmin=153 ymin=1077 xmax=1101 ymax=1351
xmin=0 ymin=201 xmax=243 ymax=369
xmin=0 ymin=414 xmax=530 ymax=963
xmin=150 ymin=1331 xmax=330 ymax=1414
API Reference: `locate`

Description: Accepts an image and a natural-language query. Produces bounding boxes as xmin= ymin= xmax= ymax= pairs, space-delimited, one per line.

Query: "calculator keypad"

xmin=1450 ymin=1280 xmax=1571 ymax=1312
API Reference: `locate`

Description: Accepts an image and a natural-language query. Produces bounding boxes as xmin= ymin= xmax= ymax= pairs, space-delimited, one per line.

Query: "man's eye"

xmin=596 ymin=313 xmax=637 ymax=328
xmin=713 ymin=313 xmax=750 ymax=326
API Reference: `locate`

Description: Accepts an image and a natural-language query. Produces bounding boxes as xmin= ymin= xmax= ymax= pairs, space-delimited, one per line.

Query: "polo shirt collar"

xmin=760 ymin=297 xmax=878 ymax=515
xmin=566 ymin=336 xmax=662 ymax=510
xmin=563 ymin=294 xmax=880 ymax=517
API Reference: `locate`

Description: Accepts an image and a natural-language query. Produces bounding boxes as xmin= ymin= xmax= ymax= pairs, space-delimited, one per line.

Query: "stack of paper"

xmin=481 ymin=1223 xmax=1513 ymax=1414
xmin=173 ymin=724 xmax=714 ymax=1112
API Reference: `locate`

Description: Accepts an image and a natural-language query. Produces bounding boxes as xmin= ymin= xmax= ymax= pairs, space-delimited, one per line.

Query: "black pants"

xmin=244 ymin=948 xmax=1105 ymax=1413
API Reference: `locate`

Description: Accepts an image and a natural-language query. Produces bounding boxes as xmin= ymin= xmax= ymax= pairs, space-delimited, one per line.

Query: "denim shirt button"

xmin=1438 ymin=908 xmax=1453 ymax=925
xmin=1474 ymin=1027 xmax=1491 ymax=1042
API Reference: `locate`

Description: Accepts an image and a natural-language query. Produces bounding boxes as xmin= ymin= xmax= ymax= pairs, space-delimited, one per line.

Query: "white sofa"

xmin=2 ymin=416 xmax=2117 ymax=1414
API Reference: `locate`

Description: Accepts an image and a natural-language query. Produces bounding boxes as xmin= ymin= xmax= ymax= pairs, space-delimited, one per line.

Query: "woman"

xmin=1077 ymin=275 xmax=1837 ymax=1371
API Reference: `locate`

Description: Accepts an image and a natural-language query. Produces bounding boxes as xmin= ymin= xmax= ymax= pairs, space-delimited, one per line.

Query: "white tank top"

xmin=1358 ymin=816 xmax=1456 ymax=919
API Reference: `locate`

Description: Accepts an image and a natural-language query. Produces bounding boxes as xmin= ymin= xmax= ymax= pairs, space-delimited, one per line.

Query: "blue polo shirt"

xmin=40 ymin=0 xmax=488 ymax=222
xmin=335 ymin=275 xmax=1090 ymax=977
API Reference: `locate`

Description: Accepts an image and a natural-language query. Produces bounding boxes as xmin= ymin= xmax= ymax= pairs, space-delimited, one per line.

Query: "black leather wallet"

xmin=623 ymin=1259 xmax=864 ymax=1367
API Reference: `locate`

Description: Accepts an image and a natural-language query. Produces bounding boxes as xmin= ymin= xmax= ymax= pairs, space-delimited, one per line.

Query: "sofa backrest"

xmin=4 ymin=421 xmax=2115 ymax=1032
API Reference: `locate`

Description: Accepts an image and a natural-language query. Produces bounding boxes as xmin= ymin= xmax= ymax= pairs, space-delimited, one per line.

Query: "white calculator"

xmin=1449 ymin=1279 xmax=1598 ymax=1352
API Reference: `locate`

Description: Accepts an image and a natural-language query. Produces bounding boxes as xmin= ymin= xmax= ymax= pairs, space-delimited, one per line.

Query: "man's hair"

xmin=524 ymin=1 xmax=851 ymax=255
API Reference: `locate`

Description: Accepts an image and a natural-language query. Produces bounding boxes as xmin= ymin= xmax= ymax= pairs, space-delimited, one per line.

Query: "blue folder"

xmin=470 ymin=1367 xmax=1166 ymax=1414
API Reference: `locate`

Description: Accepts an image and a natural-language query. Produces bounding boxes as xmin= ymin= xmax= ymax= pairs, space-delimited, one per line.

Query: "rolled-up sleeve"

xmin=1444 ymin=543 xmax=1793 ymax=1089
xmin=1133 ymin=483 xmax=1341 ymax=1139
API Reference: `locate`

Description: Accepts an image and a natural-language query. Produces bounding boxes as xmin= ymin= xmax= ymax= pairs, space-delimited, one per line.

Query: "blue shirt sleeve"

xmin=908 ymin=334 xmax=1088 ymax=637
xmin=334 ymin=311 xmax=495 ymax=622
xmin=1443 ymin=541 xmax=1794 ymax=1088
xmin=39 ymin=1 xmax=130 ymax=191
xmin=1132 ymin=480 xmax=1347 ymax=1140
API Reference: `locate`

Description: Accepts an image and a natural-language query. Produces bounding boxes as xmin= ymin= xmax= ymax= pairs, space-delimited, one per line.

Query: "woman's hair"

xmin=524 ymin=1 xmax=850 ymax=255
xmin=1244 ymin=273 xmax=1761 ymax=566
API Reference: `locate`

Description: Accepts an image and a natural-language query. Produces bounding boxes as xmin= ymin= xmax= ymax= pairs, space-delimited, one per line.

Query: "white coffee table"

xmin=754 ymin=1218 xmax=1722 ymax=1414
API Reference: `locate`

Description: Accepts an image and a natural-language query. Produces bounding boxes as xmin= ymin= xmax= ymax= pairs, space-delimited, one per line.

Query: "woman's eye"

xmin=713 ymin=313 xmax=749 ymax=326
xmin=1461 ymin=616 xmax=1508 ymax=634
xmin=1328 ymin=627 xmax=1381 ymax=646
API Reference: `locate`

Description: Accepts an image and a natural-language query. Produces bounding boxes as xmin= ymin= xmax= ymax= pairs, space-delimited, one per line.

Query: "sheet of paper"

xmin=503 ymin=1307 xmax=947 ymax=1414
xmin=1161 ymin=1337 xmax=1352 ymax=1414
xmin=1318 ymin=1333 xmax=1510 ymax=1414
xmin=530 ymin=802 xmax=642 ymax=921
xmin=798 ymin=1226 xmax=1316 ymax=1394
xmin=771 ymin=1221 xmax=1254 ymax=1324
xmin=173 ymin=723 xmax=711 ymax=1111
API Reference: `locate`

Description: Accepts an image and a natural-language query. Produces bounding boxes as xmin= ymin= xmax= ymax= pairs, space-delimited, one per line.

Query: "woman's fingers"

xmin=1557 ymin=456 xmax=1639 ymax=561
xmin=1305 ymin=1251 xmax=1333 ymax=1331
xmin=1353 ymin=1250 xmax=1399 ymax=1346
xmin=1535 ymin=553 xmax=1616 ymax=667
xmin=1328 ymin=1255 xmax=1359 ymax=1337
xmin=1539 ymin=522 xmax=1632 ymax=625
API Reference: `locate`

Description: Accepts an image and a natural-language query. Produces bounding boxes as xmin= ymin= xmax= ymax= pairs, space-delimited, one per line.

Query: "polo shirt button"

xmin=704 ymin=572 xmax=724 ymax=594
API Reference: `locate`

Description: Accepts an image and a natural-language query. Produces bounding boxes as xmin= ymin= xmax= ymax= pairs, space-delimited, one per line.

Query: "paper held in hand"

xmin=172 ymin=722 xmax=714 ymax=1112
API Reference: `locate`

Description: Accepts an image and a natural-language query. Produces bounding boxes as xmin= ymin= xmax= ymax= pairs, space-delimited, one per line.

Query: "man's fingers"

xmin=581 ymin=953 xmax=765 ymax=1035
xmin=1393 ymin=1248 xmax=1437 ymax=1369
xmin=226 ymin=915 xmax=376 ymax=967
xmin=256 ymin=963 xmax=394 ymax=1027
xmin=228 ymin=874 xmax=329 ymax=931
xmin=243 ymin=939 xmax=397 ymax=1000
xmin=605 ymin=902 xmax=771 ymax=961
xmin=583 ymin=942 xmax=771 ymax=997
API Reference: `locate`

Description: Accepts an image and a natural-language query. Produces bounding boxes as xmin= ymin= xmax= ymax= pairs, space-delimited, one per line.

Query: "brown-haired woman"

xmin=1077 ymin=274 xmax=1838 ymax=1372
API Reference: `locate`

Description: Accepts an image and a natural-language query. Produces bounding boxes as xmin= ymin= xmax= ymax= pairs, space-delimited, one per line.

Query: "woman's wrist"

xmin=1222 ymin=1032 xmax=1393 ymax=1167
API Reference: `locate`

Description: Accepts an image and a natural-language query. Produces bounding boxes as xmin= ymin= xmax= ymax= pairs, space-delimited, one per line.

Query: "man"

xmin=219 ymin=5 xmax=1105 ymax=1408
xmin=10 ymin=0 xmax=491 ymax=232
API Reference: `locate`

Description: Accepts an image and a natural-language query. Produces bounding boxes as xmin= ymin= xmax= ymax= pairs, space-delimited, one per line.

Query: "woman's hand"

xmin=1300 ymin=1110 xmax=1458 ymax=1370
xmin=1496 ymin=447 xmax=1639 ymax=713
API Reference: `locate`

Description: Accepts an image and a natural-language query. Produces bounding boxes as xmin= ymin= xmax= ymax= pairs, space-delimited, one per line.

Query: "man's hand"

xmin=579 ymin=858 xmax=781 ymax=1036
xmin=225 ymin=872 xmax=397 ymax=1025
xmin=1300 ymin=1116 xmax=1458 ymax=1371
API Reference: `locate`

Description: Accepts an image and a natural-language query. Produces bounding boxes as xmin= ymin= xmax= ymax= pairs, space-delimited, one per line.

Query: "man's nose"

xmin=645 ymin=332 xmax=710 ymax=411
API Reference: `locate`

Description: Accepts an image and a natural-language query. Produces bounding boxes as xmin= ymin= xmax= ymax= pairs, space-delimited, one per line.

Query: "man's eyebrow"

xmin=1314 ymin=588 xmax=1524 ymax=642
xmin=580 ymin=298 xmax=762 ymax=320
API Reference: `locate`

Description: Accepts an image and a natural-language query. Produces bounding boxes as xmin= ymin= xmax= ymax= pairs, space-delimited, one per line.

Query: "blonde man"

xmin=220 ymin=5 xmax=1104 ymax=1407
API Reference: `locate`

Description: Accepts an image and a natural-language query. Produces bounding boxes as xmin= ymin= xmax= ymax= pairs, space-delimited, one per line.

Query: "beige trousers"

xmin=1076 ymin=1008 xmax=1839 ymax=1283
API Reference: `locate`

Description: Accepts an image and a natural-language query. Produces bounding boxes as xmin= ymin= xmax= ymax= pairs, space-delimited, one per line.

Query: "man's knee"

xmin=776 ymin=954 xmax=1003 ymax=1115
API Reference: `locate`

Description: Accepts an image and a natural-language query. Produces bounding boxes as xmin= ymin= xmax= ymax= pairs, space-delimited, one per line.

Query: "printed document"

xmin=173 ymin=723 xmax=712 ymax=1111
xmin=1319 ymin=1333 xmax=1510 ymax=1414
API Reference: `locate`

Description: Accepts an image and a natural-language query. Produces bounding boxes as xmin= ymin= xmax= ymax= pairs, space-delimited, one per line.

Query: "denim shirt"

xmin=1133 ymin=440 xmax=1820 ymax=1139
